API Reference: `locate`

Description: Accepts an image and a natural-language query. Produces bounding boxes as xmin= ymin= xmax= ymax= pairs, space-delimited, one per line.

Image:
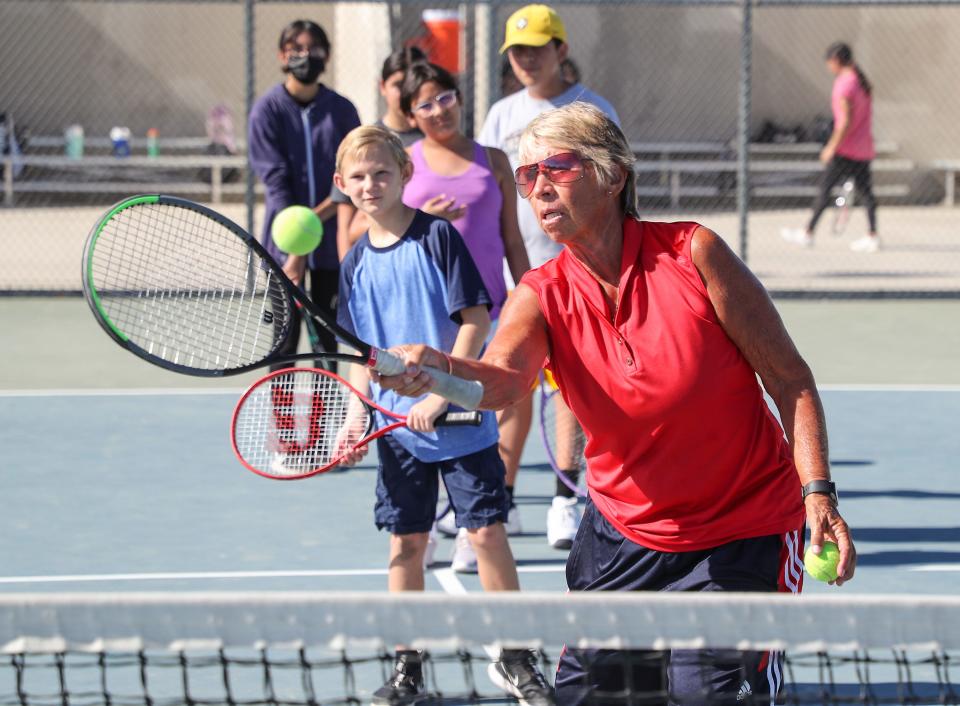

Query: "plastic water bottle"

xmin=110 ymin=126 xmax=131 ymax=157
xmin=146 ymin=128 xmax=159 ymax=158
xmin=65 ymin=124 xmax=84 ymax=159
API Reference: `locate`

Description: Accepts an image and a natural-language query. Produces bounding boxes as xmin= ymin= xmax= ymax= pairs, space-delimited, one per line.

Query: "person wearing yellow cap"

xmin=477 ymin=3 xmax=620 ymax=556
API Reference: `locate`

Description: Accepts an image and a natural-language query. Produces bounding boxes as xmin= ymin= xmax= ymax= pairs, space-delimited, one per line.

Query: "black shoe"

xmin=487 ymin=649 xmax=556 ymax=706
xmin=371 ymin=651 xmax=426 ymax=706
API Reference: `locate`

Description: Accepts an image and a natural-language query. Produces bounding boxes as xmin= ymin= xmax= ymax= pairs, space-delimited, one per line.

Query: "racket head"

xmin=538 ymin=370 xmax=587 ymax=497
xmin=82 ymin=195 xmax=300 ymax=376
xmin=232 ymin=367 xmax=378 ymax=480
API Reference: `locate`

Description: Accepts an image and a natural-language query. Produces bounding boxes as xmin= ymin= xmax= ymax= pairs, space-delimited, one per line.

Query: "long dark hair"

xmin=381 ymin=46 xmax=427 ymax=82
xmin=826 ymin=42 xmax=872 ymax=96
xmin=400 ymin=62 xmax=461 ymax=116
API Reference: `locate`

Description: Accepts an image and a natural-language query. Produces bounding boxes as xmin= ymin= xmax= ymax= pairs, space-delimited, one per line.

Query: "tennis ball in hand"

xmin=804 ymin=541 xmax=841 ymax=582
xmin=271 ymin=206 xmax=323 ymax=256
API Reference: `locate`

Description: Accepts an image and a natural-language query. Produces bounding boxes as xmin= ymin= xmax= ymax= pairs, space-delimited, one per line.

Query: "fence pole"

xmin=737 ymin=0 xmax=752 ymax=264
xmin=245 ymin=0 xmax=256 ymax=237
xmin=487 ymin=0 xmax=499 ymax=118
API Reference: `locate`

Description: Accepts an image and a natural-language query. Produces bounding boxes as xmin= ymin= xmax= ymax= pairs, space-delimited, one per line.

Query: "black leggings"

xmin=270 ymin=267 xmax=339 ymax=373
xmin=807 ymin=155 xmax=877 ymax=234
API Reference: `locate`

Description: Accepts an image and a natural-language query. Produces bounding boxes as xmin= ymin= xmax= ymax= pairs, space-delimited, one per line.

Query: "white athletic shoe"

xmin=546 ymin=496 xmax=580 ymax=550
xmin=435 ymin=508 xmax=458 ymax=537
xmin=451 ymin=527 xmax=478 ymax=573
xmin=424 ymin=525 xmax=437 ymax=569
xmin=505 ymin=504 xmax=523 ymax=536
xmin=487 ymin=649 xmax=555 ymax=705
xmin=781 ymin=228 xmax=813 ymax=248
xmin=849 ymin=235 xmax=880 ymax=253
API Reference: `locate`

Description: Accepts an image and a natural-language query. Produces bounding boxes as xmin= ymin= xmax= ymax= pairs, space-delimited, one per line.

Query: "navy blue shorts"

xmin=556 ymin=499 xmax=804 ymax=705
xmin=374 ymin=435 xmax=510 ymax=535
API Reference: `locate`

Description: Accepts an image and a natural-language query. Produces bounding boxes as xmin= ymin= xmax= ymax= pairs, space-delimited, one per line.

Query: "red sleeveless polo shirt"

xmin=519 ymin=218 xmax=804 ymax=551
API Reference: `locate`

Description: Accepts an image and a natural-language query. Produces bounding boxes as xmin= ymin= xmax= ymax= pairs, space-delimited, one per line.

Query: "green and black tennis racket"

xmin=82 ymin=194 xmax=483 ymax=409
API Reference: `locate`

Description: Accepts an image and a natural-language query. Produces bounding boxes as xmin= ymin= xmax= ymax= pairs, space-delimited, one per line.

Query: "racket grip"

xmin=435 ymin=411 xmax=483 ymax=426
xmin=370 ymin=348 xmax=485 ymax=410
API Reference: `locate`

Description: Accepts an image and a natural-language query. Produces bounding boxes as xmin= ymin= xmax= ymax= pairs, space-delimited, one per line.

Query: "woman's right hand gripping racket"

xmin=539 ymin=369 xmax=587 ymax=497
xmin=232 ymin=367 xmax=481 ymax=479
xmin=81 ymin=194 xmax=482 ymax=409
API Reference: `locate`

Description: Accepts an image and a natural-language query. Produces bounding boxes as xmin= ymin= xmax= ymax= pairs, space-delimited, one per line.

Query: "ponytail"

xmin=826 ymin=42 xmax=871 ymax=97
xmin=853 ymin=64 xmax=872 ymax=97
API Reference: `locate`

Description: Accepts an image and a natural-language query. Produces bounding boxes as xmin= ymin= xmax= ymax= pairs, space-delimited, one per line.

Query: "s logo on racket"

xmin=81 ymin=194 xmax=482 ymax=409
xmin=232 ymin=367 xmax=482 ymax=480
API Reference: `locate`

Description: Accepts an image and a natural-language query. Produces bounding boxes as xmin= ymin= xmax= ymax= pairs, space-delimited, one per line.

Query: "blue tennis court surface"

xmin=2 ymin=385 xmax=958 ymax=596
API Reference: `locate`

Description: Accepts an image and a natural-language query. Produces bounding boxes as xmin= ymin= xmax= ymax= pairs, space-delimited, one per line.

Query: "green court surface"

xmin=1 ymin=297 xmax=959 ymax=599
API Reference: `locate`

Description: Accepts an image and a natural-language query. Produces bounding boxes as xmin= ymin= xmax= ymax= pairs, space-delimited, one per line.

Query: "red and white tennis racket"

xmin=232 ymin=367 xmax=482 ymax=480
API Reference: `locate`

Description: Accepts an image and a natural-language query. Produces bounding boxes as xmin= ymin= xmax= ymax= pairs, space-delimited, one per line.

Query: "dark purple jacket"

xmin=248 ymin=83 xmax=360 ymax=270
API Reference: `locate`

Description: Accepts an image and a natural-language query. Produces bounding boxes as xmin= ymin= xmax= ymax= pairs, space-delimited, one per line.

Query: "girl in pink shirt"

xmin=783 ymin=42 xmax=879 ymax=252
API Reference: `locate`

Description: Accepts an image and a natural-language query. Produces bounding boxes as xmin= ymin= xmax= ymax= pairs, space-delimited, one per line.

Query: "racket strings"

xmin=234 ymin=370 xmax=371 ymax=478
xmin=541 ymin=385 xmax=587 ymax=474
xmin=89 ymin=203 xmax=293 ymax=371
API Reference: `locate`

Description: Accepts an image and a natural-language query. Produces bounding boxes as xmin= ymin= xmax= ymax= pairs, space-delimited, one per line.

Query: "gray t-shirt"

xmin=477 ymin=84 xmax=620 ymax=267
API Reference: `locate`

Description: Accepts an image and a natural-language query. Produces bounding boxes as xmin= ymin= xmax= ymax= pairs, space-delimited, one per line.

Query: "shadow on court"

xmin=857 ymin=550 xmax=960 ymax=566
xmin=853 ymin=527 xmax=960 ymax=542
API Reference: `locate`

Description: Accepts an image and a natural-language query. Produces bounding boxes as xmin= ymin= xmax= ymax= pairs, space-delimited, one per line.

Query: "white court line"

xmin=0 ymin=565 xmax=564 ymax=586
xmin=908 ymin=564 xmax=960 ymax=572
xmin=3 ymin=384 xmax=959 ymax=399
xmin=432 ymin=568 xmax=469 ymax=595
xmin=432 ymin=569 xmax=499 ymax=661
xmin=0 ymin=569 xmax=389 ymax=584
xmin=818 ymin=384 xmax=960 ymax=392
xmin=0 ymin=388 xmax=245 ymax=398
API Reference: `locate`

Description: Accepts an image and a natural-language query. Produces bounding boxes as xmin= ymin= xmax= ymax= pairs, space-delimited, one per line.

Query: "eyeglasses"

xmin=514 ymin=152 xmax=589 ymax=198
xmin=411 ymin=90 xmax=458 ymax=117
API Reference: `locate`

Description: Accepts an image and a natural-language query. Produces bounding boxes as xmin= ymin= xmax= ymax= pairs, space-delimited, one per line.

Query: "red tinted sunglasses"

xmin=514 ymin=152 xmax=590 ymax=198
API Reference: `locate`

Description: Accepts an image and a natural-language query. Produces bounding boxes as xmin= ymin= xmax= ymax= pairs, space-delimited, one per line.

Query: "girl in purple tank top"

xmin=399 ymin=62 xmax=532 ymax=570
xmin=399 ymin=62 xmax=529 ymax=321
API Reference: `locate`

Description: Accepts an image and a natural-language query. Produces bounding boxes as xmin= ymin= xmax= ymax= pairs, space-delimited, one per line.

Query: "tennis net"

xmin=2 ymin=591 xmax=959 ymax=705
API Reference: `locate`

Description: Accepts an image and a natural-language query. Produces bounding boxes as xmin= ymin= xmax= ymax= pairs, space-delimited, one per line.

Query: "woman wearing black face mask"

xmin=248 ymin=19 xmax=361 ymax=372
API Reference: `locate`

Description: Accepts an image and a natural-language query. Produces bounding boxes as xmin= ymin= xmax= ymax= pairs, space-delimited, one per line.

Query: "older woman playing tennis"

xmin=376 ymin=102 xmax=857 ymax=704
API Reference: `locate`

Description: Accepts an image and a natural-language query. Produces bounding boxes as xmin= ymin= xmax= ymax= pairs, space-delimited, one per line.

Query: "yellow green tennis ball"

xmin=804 ymin=541 xmax=841 ymax=582
xmin=271 ymin=206 xmax=323 ymax=256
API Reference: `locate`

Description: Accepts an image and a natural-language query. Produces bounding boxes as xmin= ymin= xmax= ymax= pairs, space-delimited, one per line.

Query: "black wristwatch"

xmin=802 ymin=480 xmax=839 ymax=505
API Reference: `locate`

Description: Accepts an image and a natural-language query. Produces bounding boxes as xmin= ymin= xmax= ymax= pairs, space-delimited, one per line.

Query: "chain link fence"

xmin=1 ymin=0 xmax=957 ymax=295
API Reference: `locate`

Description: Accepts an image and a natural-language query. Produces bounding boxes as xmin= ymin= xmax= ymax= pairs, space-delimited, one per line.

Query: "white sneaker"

xmin=451 ymin=527 xmax=478 ymax=573
xmin=780 ymin=228 xmax=813 ymax=248
xmin=849 ymin=235 xmax=880 ymax=253
xmin=435 ymin=507 xmax=458 ymax=537
xmin=505 ymin=504 xmax=523 ymax=536
xmin=546 ymin=496 xmax=580 ymax=550
xmin=424 ymin=525 xmax=437 ymax=569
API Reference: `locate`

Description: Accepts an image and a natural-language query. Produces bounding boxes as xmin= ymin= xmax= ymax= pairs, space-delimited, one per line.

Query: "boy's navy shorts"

xmin=374 ymin=434 xmax=510 ymax=535
xmin=556 ymin=498 xmax=805 ymax=705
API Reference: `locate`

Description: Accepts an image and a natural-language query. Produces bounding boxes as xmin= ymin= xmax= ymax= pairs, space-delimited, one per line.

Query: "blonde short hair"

xmin=519 ymin=102 xmax=638 ymax=218
xmin=335 ymin=125 xmax=411 ymax=175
